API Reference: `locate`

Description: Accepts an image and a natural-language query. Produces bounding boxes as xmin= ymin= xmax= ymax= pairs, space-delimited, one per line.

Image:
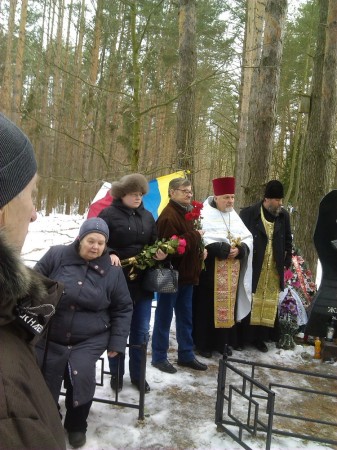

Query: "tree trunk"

xmin=235 ymin=0 xmax=265 ymax=210
xmin=63 ymin=0 xmax=75 ymax=215
xmin=176 ymin=0 xmax=197 ymax=181
xmin=242 ymin=0 xmax=288 ymax=206
xmin=1 ymin=0 xmax=17 ymax=117
xmin=42 ymin=0 xmax=57 ymax=216
xmin=46 ymin=0 xmax=65 ymax=213
xmin=129 ymin=0 xmax=141 ymax=172
xmin=284 ymin=27 xmax=313 ymax=207
xmin=294 ymin=0 xmax=337 ymax=274
xmin=78 ymin=0 xmax=103 ymax=214
xmin=284 ymin=112 xmax=303 ymax=206
xmin=104 ymin=6 xmax=128 ymax=178
xmin=12 ymin=0 xmax=28 ymax=124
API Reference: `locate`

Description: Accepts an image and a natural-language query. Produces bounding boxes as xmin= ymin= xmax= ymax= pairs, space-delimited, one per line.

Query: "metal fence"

xmin=215 ymin=356 xmax=337 ymax=449
xmin=61 ymin=342 xmax=147 ymax=420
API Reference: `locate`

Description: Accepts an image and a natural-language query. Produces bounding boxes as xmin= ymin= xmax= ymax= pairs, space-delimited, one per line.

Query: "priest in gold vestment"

xmin=239 ymin=180 xmax=292 ymax=352
xmin=193 ymin=177 xmax=253 ymax=357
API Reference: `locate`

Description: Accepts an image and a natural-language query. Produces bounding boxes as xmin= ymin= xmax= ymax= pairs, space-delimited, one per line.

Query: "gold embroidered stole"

xmin=214 ymin=258 xmax=240 ymax=328
xmin=250 ymin=207 xmax=279 ymax=327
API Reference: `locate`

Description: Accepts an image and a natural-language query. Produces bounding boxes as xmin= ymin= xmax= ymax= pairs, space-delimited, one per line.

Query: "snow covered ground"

xmin=22 ymin=213 xmax=337 ymax=450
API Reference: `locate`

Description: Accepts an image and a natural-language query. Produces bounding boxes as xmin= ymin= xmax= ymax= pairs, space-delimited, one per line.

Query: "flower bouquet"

xmin=185 ymin=200 xmax=205 ymax=269
xmin=185 ymin=200 xmax=203 ymax=228
xmin=121 ymin=236 xmax=186 ymax=279
xmin=277 ymin=290 xmax=299 ymax=350
xmin=288 ymin=247 xmax=317 ymax=308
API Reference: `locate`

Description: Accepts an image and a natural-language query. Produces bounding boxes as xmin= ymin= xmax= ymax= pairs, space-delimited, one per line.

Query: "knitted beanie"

xmin=78 ymin=218 xmax=109 ymax=241
xmin=0 ymin=113 xmax=37 ymax=208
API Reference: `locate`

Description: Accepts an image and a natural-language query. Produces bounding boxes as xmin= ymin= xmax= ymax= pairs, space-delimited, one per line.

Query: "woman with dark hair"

xmin=99 ymin=173 xmax=166 ymax=394
xmin=34 ymin=217 xmax=133 ymax=448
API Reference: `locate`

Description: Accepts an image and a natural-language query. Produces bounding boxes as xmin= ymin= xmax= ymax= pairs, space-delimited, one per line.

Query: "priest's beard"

xmin=224 ymin=207 xmax=234 ymax=213
xmin=267 ymin=205 xmax=282 ymax=216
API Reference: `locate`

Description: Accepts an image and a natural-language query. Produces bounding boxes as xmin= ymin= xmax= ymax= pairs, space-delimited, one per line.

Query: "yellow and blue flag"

xmin=143 ymin=171 xmax=185 ymax=219
xmin=87 ymin=171 xmax=185 ymax=220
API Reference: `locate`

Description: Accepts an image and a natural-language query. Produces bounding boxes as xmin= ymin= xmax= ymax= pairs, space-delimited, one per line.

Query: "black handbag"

xmin=142 ymin=264 xmax=179 ymax=293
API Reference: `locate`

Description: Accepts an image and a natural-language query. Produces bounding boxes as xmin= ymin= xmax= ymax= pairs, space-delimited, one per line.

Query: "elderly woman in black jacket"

xmin=99 ymin=173 xmax=166 ymax=394
xmin=35 ymin=218 xmax=133 ymax=449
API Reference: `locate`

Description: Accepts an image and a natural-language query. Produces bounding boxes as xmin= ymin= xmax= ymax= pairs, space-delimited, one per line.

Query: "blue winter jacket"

xmin=34 ymin=242 xmax=133 ymax=406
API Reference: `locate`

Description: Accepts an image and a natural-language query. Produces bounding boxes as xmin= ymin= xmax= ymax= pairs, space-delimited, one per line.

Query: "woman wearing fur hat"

xmin=99 ymin=173 xmax=166 ymax=394
xmin=34 ymin=217 xmax=133 ymax=448
xmin=0 ymin=113 xmax=66 ymax=449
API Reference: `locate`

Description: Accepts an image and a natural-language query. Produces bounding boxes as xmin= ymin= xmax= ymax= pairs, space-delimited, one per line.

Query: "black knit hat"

xmin=0 ymin=113 xmax=37 ymax=208
xmin=78 ymin=218 xmax=109 ymax=241
xmin=264 ymin=180 xmax=284 ymax=199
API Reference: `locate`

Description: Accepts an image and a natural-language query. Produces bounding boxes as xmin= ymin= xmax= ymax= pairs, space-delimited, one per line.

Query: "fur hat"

xmin=78 ymin=218 xmax=109 ymax=241
xmin=110 ymin=173 xmax=149 ymax=199
xmin=0 ymin=113 xmax=37 ymax=208
xmin=264 ymin=180 xmax=284 ymax=199
xmin=212 ymin=177 xmax=235 ymax=196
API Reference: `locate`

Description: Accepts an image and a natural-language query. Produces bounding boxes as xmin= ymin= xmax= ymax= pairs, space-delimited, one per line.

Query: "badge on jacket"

xmin=15 ymin=298 xmax=55 ymax=336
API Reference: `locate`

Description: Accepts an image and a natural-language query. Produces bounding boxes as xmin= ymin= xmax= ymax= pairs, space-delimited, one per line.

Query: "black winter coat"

xmin=240 ymin=202 xmax=292 ymax=292
xmin=34 ymin=243 xmax=133 ymax=406
xmin=99 ymin=199 xmax=158 ymax=302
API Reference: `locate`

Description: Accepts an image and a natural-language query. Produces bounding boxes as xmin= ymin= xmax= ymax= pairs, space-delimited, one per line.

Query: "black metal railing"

xmin=61 ymin=342 xmax=147 ymax=420
xmin=215 ymin=356 xmax=337 ymax=449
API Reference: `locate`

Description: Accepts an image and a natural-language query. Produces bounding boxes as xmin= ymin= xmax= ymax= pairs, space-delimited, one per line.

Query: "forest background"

xmin=1 ymin=0 xmax=337 ymax=274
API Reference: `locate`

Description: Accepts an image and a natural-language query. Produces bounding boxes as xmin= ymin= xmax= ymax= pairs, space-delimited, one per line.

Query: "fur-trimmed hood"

xmin=110 ymin=173 xmax=149 ymax=199
xmin=0 ymin=229 xmax=60 ymax=327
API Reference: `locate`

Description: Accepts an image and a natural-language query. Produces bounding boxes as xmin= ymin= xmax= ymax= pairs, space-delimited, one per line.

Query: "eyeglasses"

xmin=175 ymin=189 xmax=193 ymax=195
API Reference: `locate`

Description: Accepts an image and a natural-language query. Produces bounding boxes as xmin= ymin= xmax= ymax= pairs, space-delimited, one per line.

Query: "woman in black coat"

xmin=99 ymin=173 xmax=166 ymax=394
xmin=35 ymin=218 xmax=133 ymax=449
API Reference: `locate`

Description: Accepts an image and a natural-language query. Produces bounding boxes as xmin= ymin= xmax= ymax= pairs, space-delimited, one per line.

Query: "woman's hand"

xmin=153 ymin=248 xmax=167 ymax=261
xmin=110 ymin=254 xmax=121 ymax=266
xmin=107 ymin=351 xmax=118 ymax=358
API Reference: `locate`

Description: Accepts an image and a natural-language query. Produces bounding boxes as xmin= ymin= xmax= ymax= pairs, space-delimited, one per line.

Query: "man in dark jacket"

xmin=0 ymin=113 xmax=66 ymax=449
xmin=239 ymin=180 xmax=292 ymax=352
xmin=151 ymin=178 xmax=208 ymax=373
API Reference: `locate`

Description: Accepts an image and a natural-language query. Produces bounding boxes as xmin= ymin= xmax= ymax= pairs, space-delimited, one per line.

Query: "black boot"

xmin=131 ymin=379 xmax=151 ymax=393
xmin=110 ymin=375 xmax=123 ymax=392
xmin=68 ymin=431 xmax=86 ymax=448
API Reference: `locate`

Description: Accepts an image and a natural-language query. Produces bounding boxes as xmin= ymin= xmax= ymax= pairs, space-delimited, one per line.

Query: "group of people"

xmin=192 ymin=176 xmax=292 ymax=358
xmin=0 ymin=112 xmax=292 ymax=450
